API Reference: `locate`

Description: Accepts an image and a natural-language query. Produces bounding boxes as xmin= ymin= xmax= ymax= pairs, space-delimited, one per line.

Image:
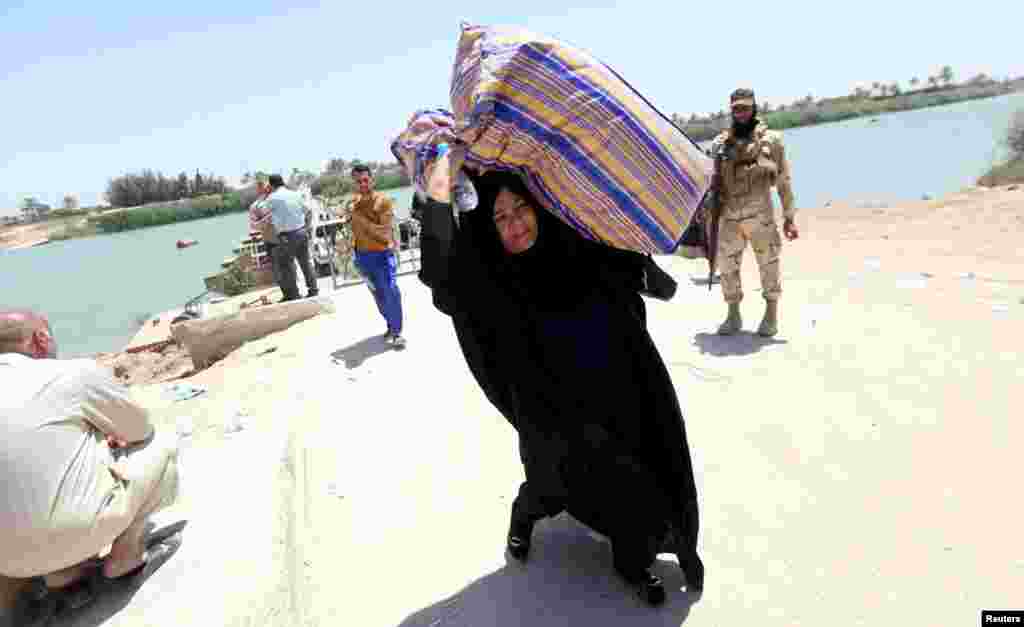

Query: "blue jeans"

xmin=354 ymin=249 xmax=404 ymax=335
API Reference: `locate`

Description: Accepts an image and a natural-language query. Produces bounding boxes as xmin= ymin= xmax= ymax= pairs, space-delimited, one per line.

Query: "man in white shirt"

xmin=266 ymin=174 xmax=318 ymax=301
xmin=0 ymin=310 xmax=179 ymax=597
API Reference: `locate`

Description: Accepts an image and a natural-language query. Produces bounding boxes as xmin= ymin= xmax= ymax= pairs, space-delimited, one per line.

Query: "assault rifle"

xmin=703 ymin=139 xmax=734 ymax=290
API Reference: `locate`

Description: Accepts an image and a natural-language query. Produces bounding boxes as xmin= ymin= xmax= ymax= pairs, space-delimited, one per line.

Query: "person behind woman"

xmin=418 ymin=170 xmax=704 ymax=605
xmin=249 ymin=179 xmax=283 ymax=292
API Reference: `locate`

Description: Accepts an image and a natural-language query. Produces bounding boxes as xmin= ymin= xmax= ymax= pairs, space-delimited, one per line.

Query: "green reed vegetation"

xmin=90 ymin=192 xmax=244 ymax=233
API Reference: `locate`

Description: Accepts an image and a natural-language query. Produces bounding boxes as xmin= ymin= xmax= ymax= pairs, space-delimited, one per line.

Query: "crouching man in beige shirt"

xmin=0 ymin=309 xmax=179 ymax=600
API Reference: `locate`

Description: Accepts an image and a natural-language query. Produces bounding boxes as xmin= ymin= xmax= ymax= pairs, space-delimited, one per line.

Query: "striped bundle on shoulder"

xmin=390 ymin=108 xmax=458 ymax=197
xmin=449 ymin=23 xmax=714 ymax=255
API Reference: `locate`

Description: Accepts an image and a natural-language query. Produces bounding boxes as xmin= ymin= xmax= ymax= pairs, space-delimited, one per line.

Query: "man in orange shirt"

xmin=349 ymin=164 xmax=405 ymax=349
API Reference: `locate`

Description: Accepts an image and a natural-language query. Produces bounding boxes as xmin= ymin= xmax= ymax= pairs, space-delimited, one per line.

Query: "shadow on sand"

xmin=398 ymin=514 xmax=700 ymax=627
xmin=689 ymin=276 xmax=720 ymax=288
xmin=693 ymin=331 xmax=788 ymax=357
xmin=330 ymin=334 xmax=394 ymax=369
xmin=7 ymin=522 xmax=187 ymax=627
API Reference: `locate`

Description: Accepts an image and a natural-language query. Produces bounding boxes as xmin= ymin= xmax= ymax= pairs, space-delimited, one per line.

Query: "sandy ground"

xmin=0 ymin=222 xmax=53 ymax=250
xmin=0 ymin=216 xmax=97 ymax=249
xmin=3 ymin=184 xmax=1023 ymax=626
xmin=0 ymin=215 xmax=99 ymax=249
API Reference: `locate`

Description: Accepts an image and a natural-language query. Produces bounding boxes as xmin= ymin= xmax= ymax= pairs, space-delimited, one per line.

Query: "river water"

xmin=3 ymin=92 xmax=1021 ymax=357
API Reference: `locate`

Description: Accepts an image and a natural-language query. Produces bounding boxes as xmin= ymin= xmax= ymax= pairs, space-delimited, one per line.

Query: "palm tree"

xmin=928 ymin=76 xmax=939 ymax=88
xmin=940 ymin=65 xmax=955 ymax=86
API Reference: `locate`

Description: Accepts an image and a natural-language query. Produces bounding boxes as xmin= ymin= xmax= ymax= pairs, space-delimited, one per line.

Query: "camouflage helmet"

xmin=730 ymin=88 xmax=756 ymax=108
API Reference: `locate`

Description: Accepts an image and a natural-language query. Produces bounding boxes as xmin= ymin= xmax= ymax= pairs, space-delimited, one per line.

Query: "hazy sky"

xmin=2 ymin=0 xmax=1020 ymax=213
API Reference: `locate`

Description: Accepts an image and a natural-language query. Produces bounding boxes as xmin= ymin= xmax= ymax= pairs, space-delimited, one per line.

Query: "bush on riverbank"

xmin=978 ymin=159 xmax=1024 ymax=186
xmin=1006 ymin=109 xmax=1024 ymax=159
xmin=92 ymin=192 xmax=244 ymax=233
xmin=49 ymin=207 xmax=92 ymax=219
xmin=978 ymin=109 xmax=1024 ymax=186
xmin=105 ymin=169 xmax=230 ymax=208
xmin=310 ymin=170 xmax=408 ymax=197
xmin=220 ymin=258 xmax=257 ymax=296
xmin=49 ymin=220 xmax=99 ymax=241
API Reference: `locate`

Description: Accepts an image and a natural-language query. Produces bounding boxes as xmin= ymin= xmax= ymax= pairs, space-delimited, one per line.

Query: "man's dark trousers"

xmin=273 ymin=229 xmax=318 ymax=300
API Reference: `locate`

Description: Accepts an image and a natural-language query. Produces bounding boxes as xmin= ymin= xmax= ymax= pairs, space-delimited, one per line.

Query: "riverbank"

xmin=3 ymin=184 xmax=1018 ymax=626
xmin=681 ymin=80 xmax=1023 ymax=142
xmin=0 ymin=185 xmax=414 ymax=251
xmin=979 ymin=158 xmax=1024 ymax=186
xmin=0 ymin=219 xmax=100 ymax=249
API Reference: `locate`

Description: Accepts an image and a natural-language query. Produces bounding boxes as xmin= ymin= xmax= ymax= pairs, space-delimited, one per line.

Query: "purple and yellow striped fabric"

xmin=390 ymin=108 xmax=457 ymax=197
xmin=449 ymin=24 xmax=713 ymax=255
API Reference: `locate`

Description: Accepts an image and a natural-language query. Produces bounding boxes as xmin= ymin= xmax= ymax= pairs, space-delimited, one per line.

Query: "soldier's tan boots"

xmin=717 ymin=303 xmax=742 ymax=335
xmin=758 ymin=301 xmax=778 ymax=337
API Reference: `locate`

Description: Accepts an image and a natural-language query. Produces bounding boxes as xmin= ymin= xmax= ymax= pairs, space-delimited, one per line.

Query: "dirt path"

xmin=4 ymin=184 xmax=1022 ymax=626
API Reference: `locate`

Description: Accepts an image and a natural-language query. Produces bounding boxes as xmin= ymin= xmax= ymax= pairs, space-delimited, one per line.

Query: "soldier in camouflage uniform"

xmin=709 ymin=88 xmax=799 ymax=337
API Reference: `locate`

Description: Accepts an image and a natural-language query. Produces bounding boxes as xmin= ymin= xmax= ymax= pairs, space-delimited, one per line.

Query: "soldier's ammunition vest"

xmin=720 ymin=124 xmax=777 ymax=206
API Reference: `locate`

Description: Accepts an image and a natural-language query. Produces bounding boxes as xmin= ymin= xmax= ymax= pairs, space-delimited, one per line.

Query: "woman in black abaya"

xmin=418 ymin=170 xmax=704 ymax=605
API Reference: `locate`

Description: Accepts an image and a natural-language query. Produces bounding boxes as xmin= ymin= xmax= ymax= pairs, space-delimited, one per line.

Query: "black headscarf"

xmin=465 ymin=170 xmax=662 ymax=315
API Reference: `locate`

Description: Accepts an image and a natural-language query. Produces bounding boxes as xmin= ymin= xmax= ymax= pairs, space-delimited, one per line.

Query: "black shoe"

xmin=16 ymin=595 xmax=57 ymax=627
xmin=507 ymin=534 xmax=530 ymax=561
xmin=306 ymin=290 xmax=319 ymax=298
xmin=54 ymin=576 xmax=97 ymax=613
xmin=680 ymin=553 xmax=705 ymax=592
xmin=638 ymin=573 xmax=663 ymax=606
xmin=14 ymin=580 xmax=57 ymax=627
xmin=507 ymin=516 xmax=535 ymax=562
xmin=21 ymin=574 xmax=98 ymax=624
xmin=615 ymin=565 xmax=666 ymax=606
xmin=638 ymin=572 xmax=667 ymax=606
xmin=390 ymin=334 xmax=407 ymax=350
